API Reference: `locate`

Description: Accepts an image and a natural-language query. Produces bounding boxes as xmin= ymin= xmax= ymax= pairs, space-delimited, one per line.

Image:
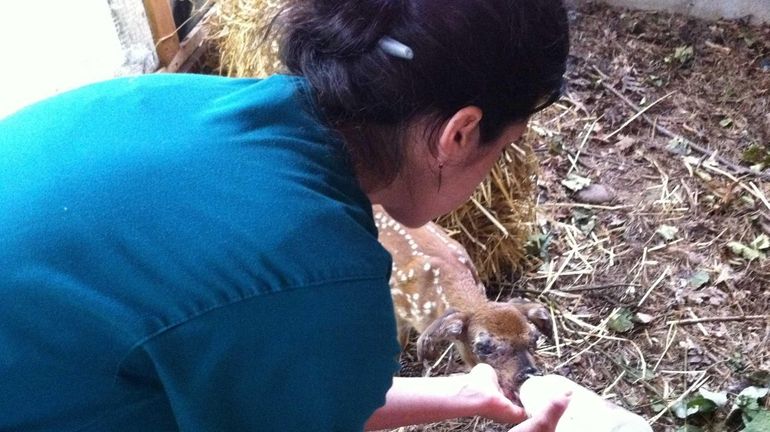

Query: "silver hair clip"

xmin=378 ymin=36 xmax=414 ymax=60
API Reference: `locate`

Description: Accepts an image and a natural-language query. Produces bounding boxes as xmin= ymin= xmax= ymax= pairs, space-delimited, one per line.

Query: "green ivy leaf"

xmin=674 ymin=45 xmax=694 ymax=63
xmin=689 ymin=270 xmax=710 ymax=288
xmin=728 ymin=241 xmax=766 ymax=261
xmin=672 ymin=393 xmax=721 ymax=419
xmin=698 ymin=388 xmax=728 ymax=407
xmin=742 ymin=145 xmax=770 ymax=166
xmin=688 ymin=394 xmax=720 ymax=414
xmin=608 ymin=308 xmax=635 ymax=333
xmin=743 ymin=409 xmax=770 ymax=432
xmin=734 ymin=386 xmax=769 ymax=425
xmin=525 ymin=233 xmax=553 ymax=261
xmin=737 ymin=387 xmax=769 ymax=407
xmin=666 ymin=136 xmax=689 ymax=155
xmin=672 ymin=399 xmax=700 ymax=419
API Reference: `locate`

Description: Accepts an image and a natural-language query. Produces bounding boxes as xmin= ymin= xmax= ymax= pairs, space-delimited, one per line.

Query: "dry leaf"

xmin=714 ymin=264 xmax=737 ymax=285
xmin=657 ymin=225 xmax=679 ymax=241
xmin=561 ymin=174 xmax=591 ymax=192
xmin=615 ymin=135 xmax=636 ymax=152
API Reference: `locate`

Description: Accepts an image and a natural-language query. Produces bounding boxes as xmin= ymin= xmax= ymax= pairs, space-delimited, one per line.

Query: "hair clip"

xmin=378 ymin=36 xmax=414 ymax=60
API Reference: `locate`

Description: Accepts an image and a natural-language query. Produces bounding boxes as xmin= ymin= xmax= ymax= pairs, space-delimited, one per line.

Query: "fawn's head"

xmin=416 ymin=299 xmax=552 ymax=400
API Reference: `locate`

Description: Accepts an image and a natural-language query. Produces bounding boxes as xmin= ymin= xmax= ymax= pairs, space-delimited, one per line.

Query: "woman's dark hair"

xmin=278 ymin=0 xmax=569 ymax=185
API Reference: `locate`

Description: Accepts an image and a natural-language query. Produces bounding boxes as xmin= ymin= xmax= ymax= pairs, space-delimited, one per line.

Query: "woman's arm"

xmin=364 ymin=364 xmax=570 ymax=431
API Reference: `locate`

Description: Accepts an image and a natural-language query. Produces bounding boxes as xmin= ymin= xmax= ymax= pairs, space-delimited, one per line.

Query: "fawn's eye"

xmin=474 ymin=334 xmax=497 ymax=357
xmin=475 ymin=340 xmax=495 ymax=356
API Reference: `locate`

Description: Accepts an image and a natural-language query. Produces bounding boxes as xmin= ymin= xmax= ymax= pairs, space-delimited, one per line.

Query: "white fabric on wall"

xmin=0 ymin=0 xmax=158 ymax=118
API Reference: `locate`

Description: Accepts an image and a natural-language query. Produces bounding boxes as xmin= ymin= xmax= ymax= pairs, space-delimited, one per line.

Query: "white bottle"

xmin=519 ymin=374 xmax=653 ymax=432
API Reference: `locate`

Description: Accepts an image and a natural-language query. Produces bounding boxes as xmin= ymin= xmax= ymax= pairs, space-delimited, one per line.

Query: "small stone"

xmin=634 ymin=312 xmax=655 ymax=324
xmin=574 ymin=184 xmax=615 ymax=204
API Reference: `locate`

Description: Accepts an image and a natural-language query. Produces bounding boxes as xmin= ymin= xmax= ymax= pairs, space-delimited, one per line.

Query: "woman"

xmin=0 ymin=0 xmax=570 ymax=430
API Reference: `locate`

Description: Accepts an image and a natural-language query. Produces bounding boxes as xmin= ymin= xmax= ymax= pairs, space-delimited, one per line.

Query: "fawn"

xmin=373 ymin=205 xmax=552 ymax=399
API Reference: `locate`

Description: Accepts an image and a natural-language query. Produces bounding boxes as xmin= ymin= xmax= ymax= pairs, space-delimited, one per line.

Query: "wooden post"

xmin=143 ymin=0 xmax=180 ymax=67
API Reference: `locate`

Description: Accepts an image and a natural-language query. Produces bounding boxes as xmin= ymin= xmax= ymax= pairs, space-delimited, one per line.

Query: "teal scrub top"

xmin=0 ymin=74 xmax=401 ymax=431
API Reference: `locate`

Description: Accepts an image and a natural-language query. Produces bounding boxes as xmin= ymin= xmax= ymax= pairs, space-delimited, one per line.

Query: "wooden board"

xmin=158 ymin=4 xmax=216 ymax=73
xmin=143 ymin=0 xmax=181 ymax=67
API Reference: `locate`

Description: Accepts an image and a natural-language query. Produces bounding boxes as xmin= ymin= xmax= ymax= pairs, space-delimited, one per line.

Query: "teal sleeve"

xmin=129 ymin=278 xmax=401 ymax=431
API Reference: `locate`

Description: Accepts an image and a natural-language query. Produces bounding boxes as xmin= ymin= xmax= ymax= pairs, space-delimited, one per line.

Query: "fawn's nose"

xmin=518 ymin=366 xmax=541 ymax=383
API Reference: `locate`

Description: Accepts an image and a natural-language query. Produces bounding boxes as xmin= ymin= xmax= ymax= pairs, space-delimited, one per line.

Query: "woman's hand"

xmin=364 ymin=363 xmax=570 ymax=431
xmin=458 ymin=363 xmax=528 ymax=424
xmin=461 ymin=364 xmax=570 ymax=431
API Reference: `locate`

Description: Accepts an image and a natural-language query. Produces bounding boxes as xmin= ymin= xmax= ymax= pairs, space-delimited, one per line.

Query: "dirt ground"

xmin=391 ymin=3 xmax=770 ymax=432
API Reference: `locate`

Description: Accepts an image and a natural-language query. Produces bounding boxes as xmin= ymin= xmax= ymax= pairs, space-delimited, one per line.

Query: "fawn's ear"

xmin=416 ymin=308 xmax=469 ymax=362
xmin=508 ymin=298 xmax=554 ymax=340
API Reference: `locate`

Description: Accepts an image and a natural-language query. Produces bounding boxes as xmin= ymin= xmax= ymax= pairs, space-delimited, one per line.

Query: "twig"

xmin=593 ymin=66 xmax=770 ymax=181
xmin=507 ymin=288 xmax=565 ymax=298
xmin=637 ymin=267 xmax=670 ymax=308
xmin=602 ymin=353 xmax=664 ymax=398
xmin=456 ymin=222 xmax=487 ymax=251
xmin=569 ymin=328 xmax=649 ymax=379
xmin=427 ymin=344 xmax=455 ymax=375
xmin=687 ymin=308 xmax=710 ymax=336
xmin=602 ymin=369 xmax=627 ymax=397
xmin=565 ymin=149 xmax=598 ymax=170
xmin=553 ymin=329 xmax=607 ymax=370
xmin=605 ymin=91 xmax=675 ymax=140
xmin=541 ymin=250 xmax=576 ymax=296
xmin=549 ymin=303 xmax=562 ymax=359
xmin=470 ymin=197 xmax=509 ymax=237
xmin=704 ymin=40 xmax=731 ymax=54
xmin=530 ymin=270 xmax=593 ymax=280
xmin=568 ymin=118 xmax=600 ymax=175
xmin=540 ymin=203 xmax=633 ymax=210
xmin=699 ymin=163 xmax=770 ymax=213
xmin=562 ymin=283 xmax=642 ymax=293
xmin=653 ymin=323 xmax=678 ymax=373
xmin=666 ymin=315 xmax=770 ymax=326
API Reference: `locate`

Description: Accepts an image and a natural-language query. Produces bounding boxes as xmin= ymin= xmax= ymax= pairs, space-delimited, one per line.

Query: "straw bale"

xmin=436 ymin=142 xmax=539 ymax=281
xmin=204 ymin=0 xmax=284 ymax=77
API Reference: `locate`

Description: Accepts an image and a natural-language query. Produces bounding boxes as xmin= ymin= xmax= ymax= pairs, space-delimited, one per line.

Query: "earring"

xmin=437 ymin=162 xmax=444 ymax=192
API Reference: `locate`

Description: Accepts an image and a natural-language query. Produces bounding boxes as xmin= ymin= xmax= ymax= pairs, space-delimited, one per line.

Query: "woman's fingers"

xmin=465 ymin=364 xmax=529 ymax=424
xmin=508 ymin=394 xmax=571 ymax=432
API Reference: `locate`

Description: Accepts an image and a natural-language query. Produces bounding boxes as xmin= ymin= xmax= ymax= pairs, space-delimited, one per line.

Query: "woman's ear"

xmin=436 ymin=106 xmax=483 ymax=164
